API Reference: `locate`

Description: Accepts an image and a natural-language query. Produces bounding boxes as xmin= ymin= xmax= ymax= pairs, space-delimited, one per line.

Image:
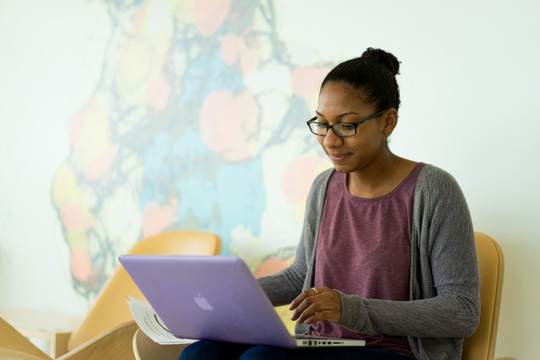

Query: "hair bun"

xmin=361 ymin=48 xmax=400 ymax=76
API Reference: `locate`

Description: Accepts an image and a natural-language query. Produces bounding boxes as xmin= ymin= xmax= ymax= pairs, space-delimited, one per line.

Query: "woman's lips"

xmin=329 ymin=153 xmax=351 ymax=162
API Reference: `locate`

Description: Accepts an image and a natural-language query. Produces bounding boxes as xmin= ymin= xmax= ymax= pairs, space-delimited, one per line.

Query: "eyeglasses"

xmin=306 ymin=109 xmax=387 ymax=137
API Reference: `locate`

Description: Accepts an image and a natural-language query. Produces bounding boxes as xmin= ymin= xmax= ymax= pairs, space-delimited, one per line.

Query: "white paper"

xmin=127 ymin=295 xmax=197 ymax=345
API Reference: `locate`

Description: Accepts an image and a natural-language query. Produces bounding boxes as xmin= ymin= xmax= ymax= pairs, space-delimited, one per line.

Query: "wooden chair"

xmin=463 ymin=232 xmax=509 ymax=360
xmin=30 ymin=230 xmax=508 ymax=360
xmin=131 ymin=231 xmax=511 ymax=360
xmin=0 ymin=317 xmax=50 ymax=360
xmin=1 ymin=231 xmax=221 ymax=358
xmin=67 ymin=231 xmax=221 ymax=352
xmin=132 ymin=328 xmax=188 ymax=360
xmin=0 ymin=317 xmax=138 ymax=360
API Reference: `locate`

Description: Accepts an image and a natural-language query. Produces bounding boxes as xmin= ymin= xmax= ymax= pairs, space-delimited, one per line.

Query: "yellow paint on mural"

xmin=52 ymin=163 xmax=83 ymax=207
xmin=66 ymin=229 xmax=88 ymax=249
xmin=276 ymin=304 xmax=296 ymax=334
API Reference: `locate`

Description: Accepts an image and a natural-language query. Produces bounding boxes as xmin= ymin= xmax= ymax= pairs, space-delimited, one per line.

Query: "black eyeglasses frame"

xmin=306 ymin=109 xmax=388 ymax=137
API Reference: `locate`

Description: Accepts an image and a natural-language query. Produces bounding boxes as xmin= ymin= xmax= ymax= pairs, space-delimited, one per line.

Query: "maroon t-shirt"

xmin=312 ymin=163 xmax=425 ymax=359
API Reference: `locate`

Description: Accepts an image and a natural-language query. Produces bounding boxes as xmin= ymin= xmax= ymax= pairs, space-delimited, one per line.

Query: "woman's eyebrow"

xmin=315 ymin=111 xmax=361 ymax=119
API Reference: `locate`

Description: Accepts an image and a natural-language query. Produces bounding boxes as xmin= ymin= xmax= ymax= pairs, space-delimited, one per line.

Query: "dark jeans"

xmin=179 ymin=340 xmax=410 ymax=360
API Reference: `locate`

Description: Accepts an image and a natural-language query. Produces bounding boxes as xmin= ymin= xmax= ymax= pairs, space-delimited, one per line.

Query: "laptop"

xmin=119 ymin=255 xmax=365 ymax=349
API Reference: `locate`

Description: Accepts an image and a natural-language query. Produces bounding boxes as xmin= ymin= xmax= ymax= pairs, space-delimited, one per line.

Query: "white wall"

xmin=1 ymin=1 xmax=539 ymax=359
xmin=0 ymin=1 xmax=111 ymax=314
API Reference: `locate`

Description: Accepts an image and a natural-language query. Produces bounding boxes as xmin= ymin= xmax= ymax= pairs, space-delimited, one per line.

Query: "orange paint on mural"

xmin=282 ymin=156 xmax=321 ymax=203
xmin=199 ymin=89 xmax=258 ymax=161
xmin=71 ymin=247 xmax=92 ymax=283
xmin=60 ymin=203 xmax=95 ymax=231
xmin=220 ymin=33 xmax=240 ymax=65
xmin=193 ymin=0 xmax=231 ymax=36
xmin=291 ymin=65 xmax=330 ymax=98
xmin=142 ymin=197 xmax=179 ymax=237
xmin=254 ymin=257 xmax=289 ymax=278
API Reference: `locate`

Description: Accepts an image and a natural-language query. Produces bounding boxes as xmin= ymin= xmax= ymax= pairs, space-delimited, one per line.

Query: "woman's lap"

xmin=179 ymin=340 xmax=409 ymax=360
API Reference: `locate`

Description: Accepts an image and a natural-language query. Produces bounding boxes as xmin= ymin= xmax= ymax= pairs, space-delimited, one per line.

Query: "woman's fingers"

xmin=289 ymin=287 xmax=318 ymax=311
xmin=289 ymin=286 xmax=342 ymax=324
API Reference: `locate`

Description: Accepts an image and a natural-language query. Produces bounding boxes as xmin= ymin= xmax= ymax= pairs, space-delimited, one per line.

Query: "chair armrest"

xmin=57 ymin=321 xmax=138 ymax=360
xmin=0 ymin=317 xmax=51 ymax=360
xmin=0 ymin=349 xmax=50 ymax=360
xmin=0 ymin=308 xmax=80 ymax=358
xmin=133 ymin=329 xmax=189 ymax=360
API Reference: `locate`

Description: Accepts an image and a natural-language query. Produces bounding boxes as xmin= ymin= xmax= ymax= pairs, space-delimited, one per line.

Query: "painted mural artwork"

xmin=51 ymin=0 xmax=332 ymax=328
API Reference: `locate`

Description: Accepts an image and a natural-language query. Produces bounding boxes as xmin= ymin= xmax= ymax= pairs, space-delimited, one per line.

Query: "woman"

xmin=181 ymin=48 xmax=480 ymax=360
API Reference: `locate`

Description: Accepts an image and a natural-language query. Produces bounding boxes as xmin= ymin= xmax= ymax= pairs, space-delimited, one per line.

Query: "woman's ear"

xmin=382 ymin=108 xmax=398 ymax=136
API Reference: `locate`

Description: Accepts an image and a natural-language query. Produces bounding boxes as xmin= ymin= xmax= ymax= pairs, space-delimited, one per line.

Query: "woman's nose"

xmin=323 ymin=127 xmax=343 ymax=147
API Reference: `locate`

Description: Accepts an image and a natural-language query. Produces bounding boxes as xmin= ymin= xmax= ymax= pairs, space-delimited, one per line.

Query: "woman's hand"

xmin=288 ymin=286 xmax=342 ymax=324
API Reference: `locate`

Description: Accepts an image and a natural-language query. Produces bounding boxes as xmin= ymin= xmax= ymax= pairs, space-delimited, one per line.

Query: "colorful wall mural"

xmin=51 ymin=0 xmax=332 ymax=318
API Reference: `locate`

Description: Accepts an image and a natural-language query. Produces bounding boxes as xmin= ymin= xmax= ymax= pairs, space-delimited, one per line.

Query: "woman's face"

xmin=315 ymin=81 xmax=389 ymax=175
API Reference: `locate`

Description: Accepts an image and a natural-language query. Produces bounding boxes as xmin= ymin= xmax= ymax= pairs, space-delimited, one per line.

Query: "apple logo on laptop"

xmin=194 ymin=293 xmax=213 ymax=311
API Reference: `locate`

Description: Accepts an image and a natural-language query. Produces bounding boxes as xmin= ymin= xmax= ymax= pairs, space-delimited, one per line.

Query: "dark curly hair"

xmin=320 ymin=48 xmax=401 ymax=112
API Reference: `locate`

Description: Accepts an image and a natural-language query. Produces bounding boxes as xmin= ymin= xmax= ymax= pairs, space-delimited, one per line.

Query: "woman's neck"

xmin=347 ymin=154 xmax=417 ymax=198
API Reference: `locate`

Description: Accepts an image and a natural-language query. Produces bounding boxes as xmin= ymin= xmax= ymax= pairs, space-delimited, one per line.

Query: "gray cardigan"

xmin=258 ymin=164 xmax=480 ymax=359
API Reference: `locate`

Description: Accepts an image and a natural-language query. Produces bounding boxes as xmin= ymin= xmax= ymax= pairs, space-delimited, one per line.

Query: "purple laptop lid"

xmin=119 ymin=255 xmax=296 ymax=349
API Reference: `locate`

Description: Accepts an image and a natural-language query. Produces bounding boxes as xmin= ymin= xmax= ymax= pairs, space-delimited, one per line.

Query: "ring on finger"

xmin=311 ymin=287 xmax=319 ymax=295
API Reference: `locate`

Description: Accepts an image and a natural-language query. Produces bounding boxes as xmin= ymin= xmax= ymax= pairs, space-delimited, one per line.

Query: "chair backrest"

xmin=462 ymin=232 xmax=504 ymax=360
xmin=67 ymin=231 xmax=221 ymax=351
